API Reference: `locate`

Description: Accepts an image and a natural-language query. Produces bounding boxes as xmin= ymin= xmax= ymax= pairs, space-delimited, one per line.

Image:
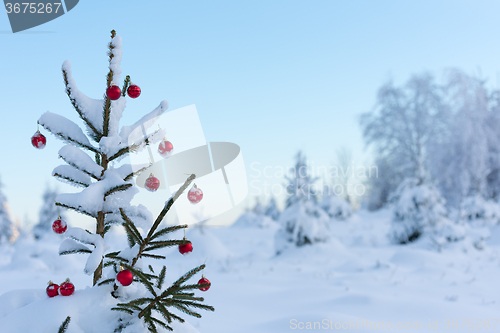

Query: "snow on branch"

xmin=60 ymin=227 xmax=110 ymax=275
xmin=55 ymin=169 xmax=133 ymax=217
xmin=108 ymin=128 xmax=164 ymax=162
xmin=115 ymin=163 xmax=151 ymax=181
xmin=119 ymin=101 xmax=169 ymax=143
xmin=39 ymin=111 xmax=99 ymax=153
xmin=52 ymin=165 xmax=91 ymax=187
xmin=62 ymin=60 xmax=104 ymax=141
xmin=59 ymin=145 xmax=103 ymax=180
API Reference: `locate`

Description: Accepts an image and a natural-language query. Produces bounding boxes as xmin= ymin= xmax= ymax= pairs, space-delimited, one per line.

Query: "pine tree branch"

xmin=58 ymin=316 xmax=71 ymax=333
xmin=53 ymin=172 xmax=90 ymax=187
xmin=137 ymin=264 xmax=206 ymax=319
xmin=140 ymin=253 xmax=166 ymax=260
xmin=108 ymin=129 xmax=162 ymax=162
xmin=172 ymin=264 xmax=205 ymax=287
xmin=122 ymin=75 xmax=131 ymax=97
xmin=58 ymin=155 xmax=101 ymax=181
xmin=104 ymin=183 xmax=133 ymax=198
xmin=123 ymin=164 xmax=150 ymax=181
xmin=40 ymin=123 xmax=99 ymax=154
xmin=97 ymin=278 xmax=115 ymax=286
xmin=103 ymin=30 xmax=117 ymax=137
xmin=60 ymin=249 xmax=93 ymax=255
xmin=55 ymin=201 xmax=97 ymax=218
xmin=128 ymin=174 xmax=195 ymax=267
xmin=62 ymin=69 xmax=103 ymax=142
xmin=150 ymin=225 xmax=188 ymax=241
xmin=156 ymin=266 xmax=166 ymax=289
xmin=143 ymin=240 xmax=184 ymax=252
xmin=119 ymin=208 xmax=144 ymax=245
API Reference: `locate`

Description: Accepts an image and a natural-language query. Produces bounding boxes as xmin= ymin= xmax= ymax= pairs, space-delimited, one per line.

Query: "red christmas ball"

xmin=158 ymin=140 xmax=174 ymax=158
xmin=188 ymin=185 xmax=203 ymax=204
xmin=127 ymin=84 xmax=141 ymax=98
xmin=198 ymin=277 xmax=211 ymax=291
xmin=31 ymin=131 xmax=46 ymax=149
xmin=106 ymin=85 xmax=121 ymax=100
xmin=117 ymin=269 xmax=134 ymax=286
xmin=46 ymin=281 xmax=59 ymax=298
xmin=59 ymin=279 xmax=74 ymax=296
xmin=52 ymin=218 xmax=68 ymax=234
xmin=145 ymin=174 xmax=160 ymax=192
xmin=52 ymin=219 xmax=67 ymax=234
xmin=178 ymin=238 xmax=193 ymax=256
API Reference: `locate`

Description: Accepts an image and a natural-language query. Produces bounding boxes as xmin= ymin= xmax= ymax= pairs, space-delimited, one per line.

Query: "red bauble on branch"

xmin=106 ymin=84 xmax=121 ymax=100
xmin=59 ymin=279 xmax=75 ymax=296
xmin=117 ymin=269 xmax=134 ymax=286
xmin=145 ymin=174 xmax=160 ymax=192
xmin=46 ymin=281 xmax=59 ymax=298
xmin=198 ymin=276 xmax=211 ymax=291
xmin=188 ymin=184 xmax=203 ymax=204
xmin=158 ymin=139 xmax=174 ymax=158
xmin=127 ymin=84 xmax=141 ymax=98
xmin=178 ymin=237 xmax=193 ymax=256
xmin=52 ymin=218 xmax=67 ymax=234
xmin=31 ymin=131 xmax=46 ymax=149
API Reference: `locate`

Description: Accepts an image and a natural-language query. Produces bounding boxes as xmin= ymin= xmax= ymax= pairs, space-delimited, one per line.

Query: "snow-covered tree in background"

xmin=33 ymin=185 xmax=67 ymax=239
xmin=264 ymin=196 xmax=280 ymax=221
xmin=319 ymin=193 xmax=352 ymax=221
xmin=37 ymin=30 xmax=213 ymax=332
xmin=433 ymin=70 xmax=500 ymax=213
xmin=0 ymin=177 xmax=16 ymax=244
xmin=389 ymin=178 xmax=464 ymax=244
xmin=363 ymin=155 xmax=403 ymax=211
xmin=461 ymin=195 xmax=500 ymax=227
xmin=275 ymin=151 xmax=329 ymax=253
xmin=359 ymin=74 xmax=468 ymax=244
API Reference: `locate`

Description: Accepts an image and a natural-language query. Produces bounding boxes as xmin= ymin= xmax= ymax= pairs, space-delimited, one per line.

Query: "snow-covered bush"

xmin=275 ymin=152 xmax=329 ymax=253
xmin=320 ymin=194 xmax=352 ymax=220
xmin=389 ymin=178 xmax=464 ymax=244
xmin=461 ymin=195 xmax=500 ymax=226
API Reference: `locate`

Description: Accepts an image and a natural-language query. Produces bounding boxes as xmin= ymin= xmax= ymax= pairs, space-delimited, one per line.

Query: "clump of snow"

xmin=58 ymin=145 xmax=103 ymax=178
xmin=56 ymin=169 xmax=133 ymax=217
xmin=52 ymin=165 xmax=91 ymax=187
xmin=62 ymin=60 xmax=105 ymax=134
xmin=39 ymin=112 xmax=95 ymax=149
xmin=62 ymin=227 xmax=110 ymax=275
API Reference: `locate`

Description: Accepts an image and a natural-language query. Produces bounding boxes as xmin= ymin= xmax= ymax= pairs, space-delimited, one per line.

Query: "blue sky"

xmin=1 ymin=0 xmax=500 ymax=228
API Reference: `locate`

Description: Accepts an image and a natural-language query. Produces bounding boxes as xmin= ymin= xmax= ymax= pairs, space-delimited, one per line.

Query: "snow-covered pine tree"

xmin=264 ymin=196 xmax=280 ymax=221
xmin=389 ymin=178 xmax=464 ymax=244
xmin=33 ymin=185 xmax=66 ymax=239
xmin=37 ymin=30 xmax=213 ymax=332
xmin=0 ymin=177 xmax=16 ymax=244
xmin=275 ymin=151 xmax=329 ymax=253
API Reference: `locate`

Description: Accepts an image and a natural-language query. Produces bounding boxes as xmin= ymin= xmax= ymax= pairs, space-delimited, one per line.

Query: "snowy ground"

xmin=1 ymin=209 xmax=500 ymax=332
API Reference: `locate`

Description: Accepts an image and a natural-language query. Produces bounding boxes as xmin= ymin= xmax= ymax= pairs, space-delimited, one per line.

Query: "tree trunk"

xmin=93 ymin=155 xmax=108 ymax=285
